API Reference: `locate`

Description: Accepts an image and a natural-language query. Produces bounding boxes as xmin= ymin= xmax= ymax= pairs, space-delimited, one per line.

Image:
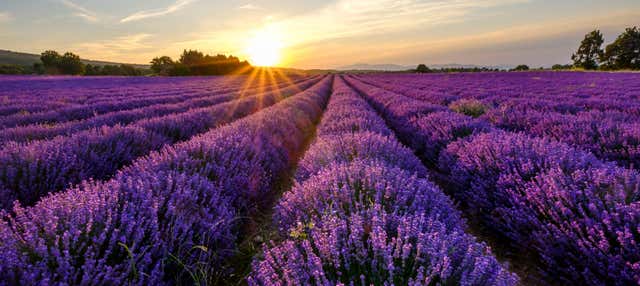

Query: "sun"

xmin=246 ymin=30 xmax=283 ymax=67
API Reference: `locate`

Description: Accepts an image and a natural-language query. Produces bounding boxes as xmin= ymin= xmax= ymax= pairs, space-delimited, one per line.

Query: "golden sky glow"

xmin=1 ymin=1 xmax=639 ymax=68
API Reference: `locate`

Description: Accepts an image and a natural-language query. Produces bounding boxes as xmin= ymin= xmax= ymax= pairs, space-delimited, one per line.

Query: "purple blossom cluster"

xmin=440 ymin=131 xmax=640 ymax=285
xmin=0 ymin=75 xmax=311 ymax=115
xmin=357 ymin=72 xmax=640 ymax=168
xmin=250 ymin=77 xmax=517 ymax=285
xmin=345 ymin=75 xmax=640 ymax=285
xmin=356 ymin=72 xmax=640 ymax=114
xmin=0 ymin=76 xmax=332 ymax=285
xmin=0 ymin=75 xmax=319 ymax=145
xmin=344 ymin=76 xmax=490 ymax=166
xmin=485 ymin=108 xmax=640 ymax=168
xmin=0 ymin=78 xmax=231 ymax=128
xmin=0 ymin=76 xmax=322 ymax=209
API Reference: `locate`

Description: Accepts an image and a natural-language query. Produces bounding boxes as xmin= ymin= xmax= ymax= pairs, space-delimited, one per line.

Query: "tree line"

xmin=35 ymin=50 xmax=150 ymax=76
xmin=150 ymin=50 xmax=252 ymax=76
xmin=413 ymin=64 xmax=533 ymax=73
xmin=1 ymin=49 xmax=253 ymax=76
xmin=413 ymin=26 xmax=639 ymax=73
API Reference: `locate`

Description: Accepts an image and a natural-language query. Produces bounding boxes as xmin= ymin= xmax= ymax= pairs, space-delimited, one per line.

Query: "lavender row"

xmin=0 ymin=74 xmax=310 ymax=110
xmin=0 ymin=76 xmax=322 ymax=209
xmin=482 ymin=108 xmax=640 ymax=168
xmin=0 ymin=77 xmax=241 ymax=120
xmin=358 ymin=73 xmax=640 ymax=169
xmin=0 ymin=76 xmax=287 ymax=118
xmin=345 ymin=76 xmax=640 ymax=285
xmin=249 ymin=77 xmax=517 ymax=285
xmin=0 ymin=74 xmax=312 ymax=128
xmin=0 ymin=76 xmax=319 ymax=145
xmin=0 ymin=76 xmax=332 ymax=285
xmin=0 ymin=101 xmax=71 ymax=117
xmin=356 ymin=72 xmax=640 ymax=115
xmin=0 ymin=78 xmax=226 ymax=119
xmin=0 ymin=76 xmax=237 ymax=105
xmin=80 ymin=73 xmax=310 ymax=106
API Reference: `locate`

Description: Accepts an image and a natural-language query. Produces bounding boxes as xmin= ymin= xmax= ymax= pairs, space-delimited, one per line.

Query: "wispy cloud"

xmin=238 ymin=4 xmax=262 ymax=10
xmin=272 ymin=0 xmax=529 ymax=45
xmin=0 ymin=11 xmax=12 ymax=23
xmin=76 ymin=34 xmax=155 ymax=63
xmin=120 ymin=0 xmax=198 ymax=23
xmin=285 ymin=9 xmax=640 ymax=68
xmin=59 ymin=0 xmax=98 ymax=22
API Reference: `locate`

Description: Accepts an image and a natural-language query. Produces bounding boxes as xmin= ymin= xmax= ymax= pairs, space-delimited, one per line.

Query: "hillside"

xmin=0 ymin=50 xmax=149 ymax=69
xmin=337 ymin=63 xmax=514 ymax=71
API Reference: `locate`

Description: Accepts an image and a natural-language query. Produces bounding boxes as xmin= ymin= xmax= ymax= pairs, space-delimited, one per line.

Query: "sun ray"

xmin=273 ymin=68 xmax=301 ymax=94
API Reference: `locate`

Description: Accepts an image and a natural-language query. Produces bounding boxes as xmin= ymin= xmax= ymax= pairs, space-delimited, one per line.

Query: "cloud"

xmin=59 ymin=0 xmax=98 ymax=22
xmin=271 ymin=0 xmax=529 ymax=46
xmin=238 ymin=4 xmax=262 ymax=10
xmin=76 ymin=34 xmax=155 ymax=63
xmin=0 ymin=11 xmax=12 ymax=23
xmin=120 ymin=0 xmax=198 ymax=23
xmin=167 ymin=0 xmax=528 ymax=66
xmin=284 ymin=10 xmax=640 ymax=68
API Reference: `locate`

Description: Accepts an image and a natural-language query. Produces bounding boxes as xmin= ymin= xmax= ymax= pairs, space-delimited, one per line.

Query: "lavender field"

xmin=0 ymin=72 xmax=639 ymax=285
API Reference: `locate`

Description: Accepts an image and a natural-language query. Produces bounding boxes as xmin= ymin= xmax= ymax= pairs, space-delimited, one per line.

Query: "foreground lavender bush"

xmin=0 ymin=76 xmax=332 ymax=284
xmin=440 ymin=131 xmax=640 ymax=285
xmin=0 ymin=125 xmax=168 ymax=209
xmin=252 ymin=204 xmax=517 ymax=286
xmin=0 ymin=171 xmax=234 ymax=285
xmin=250 ymin=77 xmax=517 ymax=285
xmin=278 ymin=160 xmax=456 ymax=232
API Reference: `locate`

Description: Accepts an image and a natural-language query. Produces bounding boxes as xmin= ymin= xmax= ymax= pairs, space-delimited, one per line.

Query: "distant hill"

xmin=0 ymin=50 xmax=149 ymax=69
xmin=337 ymin=63 xmax=413 ymax=71
xmin=338 ymin=63 xmax=513 ymax=71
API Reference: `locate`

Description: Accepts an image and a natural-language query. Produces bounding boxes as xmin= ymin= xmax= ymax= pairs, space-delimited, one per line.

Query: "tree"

xmin=512 ymin=65 xmax=530 ymax=71
xmin=58 ymin=52 xmax=85 ymax=75
xmin=179 ymin=50 xmax=205 ymax=66
xmin=169 ymin=63 xmax=191 ymax=76
xmin=40 ymin=50 xmax=62 ymax=74
xmin=572 ymin=30 xmax=604 ymax=70
xmin=32 ymin=62 xmax=45 ymax=75
xmin=552 ymin=64 xmax=572 ymax=70
xmin=84 ymin=64 xmax=104 ymax=76
xmin=150 ymin=56 xmax=174 ymax=75
xmin=601 ymin=27 xmax=640 ymax=70
xmin=150 ymin=49 xmax=252 ymax=76
xmin=119 ymin=64 xmax=141 ymax=76
xmin=102 ymin=65 xmax=124 ymax=75
xmin=416 ymin=64 xmax=431 ymax=73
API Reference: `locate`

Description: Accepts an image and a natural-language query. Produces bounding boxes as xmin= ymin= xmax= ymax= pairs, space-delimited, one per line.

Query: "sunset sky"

xmin=1 ymin=0 xmax=639 ymax=68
